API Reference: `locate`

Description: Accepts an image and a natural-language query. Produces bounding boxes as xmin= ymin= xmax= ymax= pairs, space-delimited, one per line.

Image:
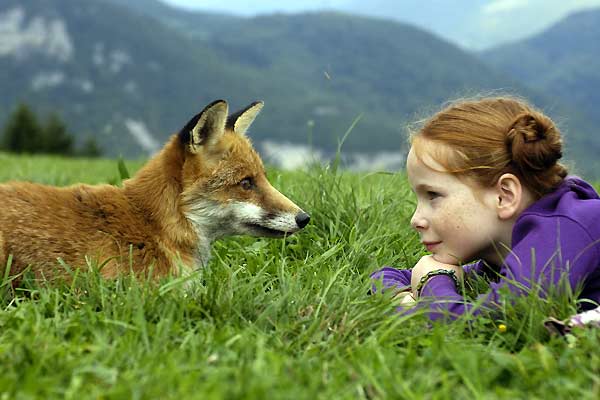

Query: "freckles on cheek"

xmin=443 ymin=207 xmax=464 ymax=231
xmin=453 ymin=219 xmax=462 ymax=231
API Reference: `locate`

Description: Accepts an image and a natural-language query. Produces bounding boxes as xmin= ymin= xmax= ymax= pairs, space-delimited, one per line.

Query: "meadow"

xmin=1 ymin=152 xmax=599 ymax=399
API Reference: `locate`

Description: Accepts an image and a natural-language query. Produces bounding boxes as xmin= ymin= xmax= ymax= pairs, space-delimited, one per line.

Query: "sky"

xmin=159 ymin=0 xmax=600 ymax=49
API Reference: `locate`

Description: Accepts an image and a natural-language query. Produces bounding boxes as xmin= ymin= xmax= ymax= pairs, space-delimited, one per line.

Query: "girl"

xmin=371 ymin=96 xmax=600 ymax=321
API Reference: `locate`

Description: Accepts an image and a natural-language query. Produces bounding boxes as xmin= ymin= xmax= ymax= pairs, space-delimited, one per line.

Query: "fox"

xmin=0 ymin=100 xmax=310 ymax=282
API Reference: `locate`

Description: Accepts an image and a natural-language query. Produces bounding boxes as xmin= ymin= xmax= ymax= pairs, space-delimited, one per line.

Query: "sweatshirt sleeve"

xmin=369 ymin=260 xmax=486 ymax=295
xmin=418 ymin=214 xmax=600 ymax=321
xmin=370 ymin=267 xmax=412 ymax=293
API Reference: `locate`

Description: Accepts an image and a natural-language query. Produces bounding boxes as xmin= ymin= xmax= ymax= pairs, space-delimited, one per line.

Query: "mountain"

xmin=104 ymin=0 xmax=241 ymax=40
xmin=480 ymin=7 xmax=600 ymax=176
xmin=482 ymin=8 xmax=600 ymax=118
xmin=0 ymin=0 xmax=258 ymax=156
xmin=3 ymin=0 xmax=597 ymax=176
xmin=0 ymin=0 xmax=530 ymax=156
xmin=112 ymin=0 xmax=528 ymax=122
xmin=481 ymin=8 xmax=600 ymax=122
xmin=158 ymin=0 xmax=597 ymax=51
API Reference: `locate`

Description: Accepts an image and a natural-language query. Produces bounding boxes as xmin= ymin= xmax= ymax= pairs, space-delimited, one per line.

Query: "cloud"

xmin=483 ymin=0 xmax=529 ymax=15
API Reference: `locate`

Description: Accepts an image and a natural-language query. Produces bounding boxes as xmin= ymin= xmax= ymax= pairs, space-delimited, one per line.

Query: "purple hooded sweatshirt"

xmin=371 ymin=177 xmax=600 ymax=320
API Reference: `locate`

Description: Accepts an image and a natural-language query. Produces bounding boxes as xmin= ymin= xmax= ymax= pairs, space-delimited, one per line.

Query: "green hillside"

xmin=481 ymin=8 xmax=600 ymax=148
xmin=0 ymin=0 xmax=528 ymax=157
xmin=102 ymin=0 xmax=241 ymax=39
xmin=120 ymin=1 xmax=600 ymax=176
xmin=2 ymin=0 xmax=599 ymax=176
xmin=203 ymin=11 xmax=525 ymax=151
xmin=0 ymin=0 xmax=255 ymax=156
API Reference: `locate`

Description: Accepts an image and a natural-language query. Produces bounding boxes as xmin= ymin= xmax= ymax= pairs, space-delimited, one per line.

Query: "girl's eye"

xmin=240 ymin=177 xmax=255 ymax=190
xmin=427 ymin=191 xmax=441 ymax=200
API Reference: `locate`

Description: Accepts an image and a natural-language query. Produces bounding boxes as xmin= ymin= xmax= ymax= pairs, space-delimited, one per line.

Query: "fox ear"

xmin=179 ymin=100 xmax=228 ymax=153
xmin=226 ymin=101 xmax=264 ymax=135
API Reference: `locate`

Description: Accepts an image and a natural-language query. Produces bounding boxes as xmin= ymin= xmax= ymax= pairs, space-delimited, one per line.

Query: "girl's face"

xmin=407 ymin=147 xmax=508 ymax=265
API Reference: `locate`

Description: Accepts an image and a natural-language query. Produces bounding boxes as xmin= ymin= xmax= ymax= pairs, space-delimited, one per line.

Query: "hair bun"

xmin=508 ymin=113 xmax=546 ymax=143
xmin=506 ymin=112 xmax=562 ymax=171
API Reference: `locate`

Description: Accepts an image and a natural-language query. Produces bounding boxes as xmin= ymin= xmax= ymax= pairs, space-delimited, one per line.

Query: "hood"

xmin=523 ymin=175 xmax=600 ymax=217
xmin=562 ymin=176 xmax=600 ymax=200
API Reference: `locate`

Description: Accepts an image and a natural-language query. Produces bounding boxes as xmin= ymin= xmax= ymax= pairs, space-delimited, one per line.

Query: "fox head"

xmin=178 ymin=100 xmax=310 ymax=240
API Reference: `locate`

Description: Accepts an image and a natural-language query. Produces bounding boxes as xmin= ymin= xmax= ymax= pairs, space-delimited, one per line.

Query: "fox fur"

xmin=0 ymin=100 xmax=310 ymax=281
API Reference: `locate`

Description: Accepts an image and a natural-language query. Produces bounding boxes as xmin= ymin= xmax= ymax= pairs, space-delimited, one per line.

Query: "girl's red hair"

xmin=411 ymin=96 xmax=568 ymax=198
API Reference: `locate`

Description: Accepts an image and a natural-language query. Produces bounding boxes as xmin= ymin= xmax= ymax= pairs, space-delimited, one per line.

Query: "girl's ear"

xmin=495 ymin=173 xmax=524 ymax=220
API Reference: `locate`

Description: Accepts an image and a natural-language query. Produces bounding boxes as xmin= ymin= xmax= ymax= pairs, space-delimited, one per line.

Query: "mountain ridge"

xmin=1 ymin=0 xmax=598 ymax=176
xmin=481 ymin=8 xmax=600 ymax=122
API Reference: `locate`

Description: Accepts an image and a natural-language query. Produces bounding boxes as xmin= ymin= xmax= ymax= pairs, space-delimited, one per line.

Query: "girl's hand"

xmin=394 ymin=290 xmax=417 ymax=307
xmin=410 ymin=255 xmax=464 ymax=297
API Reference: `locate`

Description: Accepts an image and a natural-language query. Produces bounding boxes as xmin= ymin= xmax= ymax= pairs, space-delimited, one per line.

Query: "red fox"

xmin=0 ymin=100 xmax=310 ymax=281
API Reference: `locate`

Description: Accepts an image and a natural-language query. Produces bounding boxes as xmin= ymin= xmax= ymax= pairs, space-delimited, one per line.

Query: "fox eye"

xmin=240 ymin=177 xmax=255 ymax=190
xmin=427 ymin=191 xmax=441 ymax=200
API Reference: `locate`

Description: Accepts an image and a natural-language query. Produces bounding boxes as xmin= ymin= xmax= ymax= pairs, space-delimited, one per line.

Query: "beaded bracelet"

xmin=415 ymin=269 xmax=459 ymax=297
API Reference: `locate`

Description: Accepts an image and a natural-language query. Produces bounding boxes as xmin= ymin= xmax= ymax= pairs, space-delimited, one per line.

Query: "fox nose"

xmin=295 ymin=212 xmax=310 ymax=229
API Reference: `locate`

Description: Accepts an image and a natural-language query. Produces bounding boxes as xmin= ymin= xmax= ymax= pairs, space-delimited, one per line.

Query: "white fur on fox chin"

xmin=184 ymin=199 xmax=298 ymax=269
xmin=234 ymin=202 xmax=299 ymax=233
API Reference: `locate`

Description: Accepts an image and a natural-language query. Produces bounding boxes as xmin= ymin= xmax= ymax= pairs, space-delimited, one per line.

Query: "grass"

xmin=1 ymin=151 xmax=600 ymax=399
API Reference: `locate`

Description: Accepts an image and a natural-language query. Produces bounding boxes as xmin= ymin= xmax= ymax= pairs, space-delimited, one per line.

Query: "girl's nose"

xmin=410 ymin=210 xmax=428 ymax=231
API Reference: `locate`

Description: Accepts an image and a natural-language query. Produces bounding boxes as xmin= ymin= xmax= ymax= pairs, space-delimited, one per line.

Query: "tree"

xmin=1 ymin=103 xmax=43 ymax=153
xmin=2 ymin=103 xmax=100 ymax=157
xmin=42 ymin=113 xmax=74 ymax=155
xmin=79 ymin=136 xmax=102 ymax=157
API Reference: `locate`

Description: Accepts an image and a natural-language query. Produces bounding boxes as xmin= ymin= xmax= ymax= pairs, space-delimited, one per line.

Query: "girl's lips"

xmin=423 ymin=241 xmax=441 ymax=252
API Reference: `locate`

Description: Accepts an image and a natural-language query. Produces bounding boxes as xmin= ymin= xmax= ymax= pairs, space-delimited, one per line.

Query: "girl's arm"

xmin=370 ymin=260 xmax=487 ymax=296
xmin=370 ymin=267 xmax=412 ymax=293
xmin=415 ymin=215 xmax=600 ymax=321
